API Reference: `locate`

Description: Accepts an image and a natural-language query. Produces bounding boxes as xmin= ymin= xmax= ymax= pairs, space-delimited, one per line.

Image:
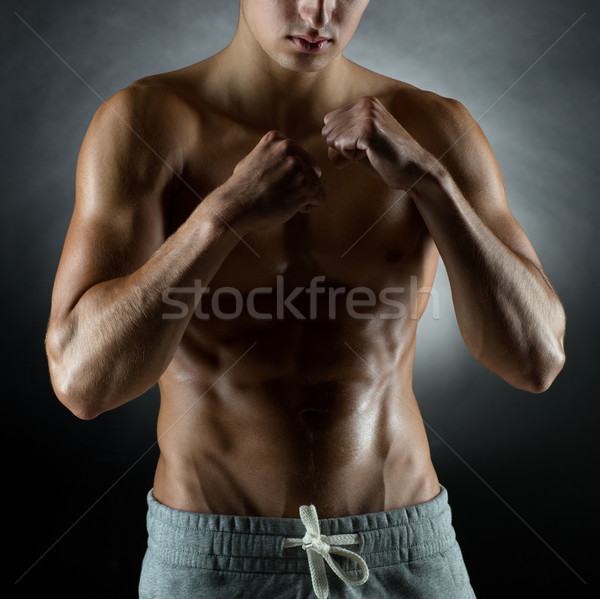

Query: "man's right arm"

xmin=45 ymin=83 xmax=244 ymax=420
xmin=46 ymin=85 xmax=326 ymax=420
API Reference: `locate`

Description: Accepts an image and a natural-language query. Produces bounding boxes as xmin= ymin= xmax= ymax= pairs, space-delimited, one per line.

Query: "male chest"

xmin=169 ymin=123 xmax=430 ymax=292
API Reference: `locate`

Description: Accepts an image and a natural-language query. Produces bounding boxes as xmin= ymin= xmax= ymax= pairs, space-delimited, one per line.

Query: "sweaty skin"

xmin=45 ymin=0 xmax=566 ymax=518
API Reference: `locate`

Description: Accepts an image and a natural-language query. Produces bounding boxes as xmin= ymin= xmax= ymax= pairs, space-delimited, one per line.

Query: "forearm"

xmin=408 ymin=163 xmax=566 ymax=392
xmin=48 ymin=187 xmax=243 ymax=418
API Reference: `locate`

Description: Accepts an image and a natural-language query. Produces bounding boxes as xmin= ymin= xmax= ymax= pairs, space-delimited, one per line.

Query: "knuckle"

xmin=276 ymin=138 xmax=295 ymax=157
xmin=364 ymin=117 xmax=378 ymax=132
xmin=263 ymin=130 xmax=277 ymax=142
xmin=359 ymin=97 xmax=380 ymax=117
xmin=283 ymin=154 xmax=301 ymax=171
xmin=281 ymin=138 xmax=296 ymax=152
xmin=264 ymin=129 xmax=286 ymax=144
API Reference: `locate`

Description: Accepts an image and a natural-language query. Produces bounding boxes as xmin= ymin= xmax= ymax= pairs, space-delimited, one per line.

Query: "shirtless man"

xmin=45 ymin=1 xmax=566 ymax=597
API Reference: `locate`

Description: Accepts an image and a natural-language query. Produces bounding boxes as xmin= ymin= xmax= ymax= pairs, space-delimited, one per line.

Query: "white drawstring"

xmin=283 ymin=504 xmax=370 ymax=599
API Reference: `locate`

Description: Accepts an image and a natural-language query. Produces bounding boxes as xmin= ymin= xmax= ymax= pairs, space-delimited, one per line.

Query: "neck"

xmin=208 ymin=19 xmax=351 ymax=135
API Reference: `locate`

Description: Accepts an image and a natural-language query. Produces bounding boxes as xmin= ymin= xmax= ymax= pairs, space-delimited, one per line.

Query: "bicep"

xmin=50 ymin=86 xmax=178 ymax=323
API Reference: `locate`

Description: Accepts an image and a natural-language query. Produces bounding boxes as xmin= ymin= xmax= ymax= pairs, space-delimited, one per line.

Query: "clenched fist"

xmin=321 ymin=95 xmax=434 ymax=191
xmin=220 ymin=130 xmax=325 ymax=233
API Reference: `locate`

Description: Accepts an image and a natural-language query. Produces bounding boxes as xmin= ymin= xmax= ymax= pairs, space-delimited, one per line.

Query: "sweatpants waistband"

xmin=145 ymin=485 xmax=456 ymax=574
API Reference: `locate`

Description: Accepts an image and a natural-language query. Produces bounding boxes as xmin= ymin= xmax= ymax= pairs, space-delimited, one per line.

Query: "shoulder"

xmin=81 ymin=75 xmax=191 ymax=174
xmin=388 ymin=85 xmax=479 ymax=158
xmin=91 ymin=75 xmax=185 ymax=137
xmin=391 ymin=82 xmax=498 ymax=176
xmin=76 ymin=76 xmax=189 ymax=198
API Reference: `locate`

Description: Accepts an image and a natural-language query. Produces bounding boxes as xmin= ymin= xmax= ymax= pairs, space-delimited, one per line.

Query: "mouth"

xmin=288 ymin=35 xmax=331 ymax=54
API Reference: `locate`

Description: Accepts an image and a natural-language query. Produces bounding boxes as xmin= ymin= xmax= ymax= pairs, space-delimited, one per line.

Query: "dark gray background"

xmin=4 ymin=0 xmax=598 ymax=596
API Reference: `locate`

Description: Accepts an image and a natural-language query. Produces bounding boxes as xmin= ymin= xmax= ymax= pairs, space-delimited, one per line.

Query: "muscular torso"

xmin=151 ymin=58 xmax=443 ymax=517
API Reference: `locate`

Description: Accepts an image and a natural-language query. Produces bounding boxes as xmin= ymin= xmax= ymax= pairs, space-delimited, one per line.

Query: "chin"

xmin=274 ymin=53 xmax=332 ymax=73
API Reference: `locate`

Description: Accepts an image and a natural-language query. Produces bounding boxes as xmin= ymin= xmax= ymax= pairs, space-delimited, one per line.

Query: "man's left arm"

xmin=322 ymin=95 xmax=566 ymax=393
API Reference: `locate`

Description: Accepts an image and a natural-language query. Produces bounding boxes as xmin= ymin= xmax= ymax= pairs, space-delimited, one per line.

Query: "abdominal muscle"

xmin=152 ymin=326 xmax=441 ymax=518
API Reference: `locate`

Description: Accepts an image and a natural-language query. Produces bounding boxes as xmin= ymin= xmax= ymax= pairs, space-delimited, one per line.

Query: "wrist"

xmin=388 ymin=143 xmax=444 ymax=191
xmin=200 ymin=182 xmax=251 ymax=238
xmin=408 ymin=154 xmax=449 ymax=199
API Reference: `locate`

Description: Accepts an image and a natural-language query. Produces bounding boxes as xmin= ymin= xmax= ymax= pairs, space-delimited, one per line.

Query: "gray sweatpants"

xmin=138 ymin=484 xmax=476 ymax=598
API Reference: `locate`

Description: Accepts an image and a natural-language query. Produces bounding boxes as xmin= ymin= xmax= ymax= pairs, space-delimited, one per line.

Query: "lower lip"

xmin=289 ymin=37 xmax=330 ymax=54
